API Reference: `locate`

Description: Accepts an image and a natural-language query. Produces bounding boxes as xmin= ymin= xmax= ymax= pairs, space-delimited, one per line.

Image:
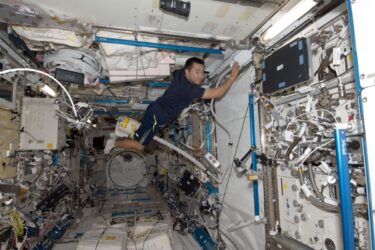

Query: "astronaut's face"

xmin=185 ymin=63 xmax=205 ymax=85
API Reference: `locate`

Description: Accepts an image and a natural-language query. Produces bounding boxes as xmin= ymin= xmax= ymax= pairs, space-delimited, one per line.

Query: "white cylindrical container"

xmin=115 ymin=116 xmax=141 ymax=138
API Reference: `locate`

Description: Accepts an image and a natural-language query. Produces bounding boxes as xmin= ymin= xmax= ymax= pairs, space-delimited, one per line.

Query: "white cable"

xmin=285 ymin=109 xmax=338 ymax=132
xmin=0 ymin=68 xmax=93 ymax=129
xmin=0 ymin=68 xmax=78 ymax=117
xmin=153 ymin=136 xmax=219 ymax=182
xmin=299 ymin=139 xmax=334 ymax=167
xmin=210 ymin=68 xmax=233 ymax=144
xmin=180 ymin=140 xmax=205 ymax=151
xmin=43 ymin=49 xmax=103 ymax=83
xmin=313 ymin=109 xmax=338 ymax=123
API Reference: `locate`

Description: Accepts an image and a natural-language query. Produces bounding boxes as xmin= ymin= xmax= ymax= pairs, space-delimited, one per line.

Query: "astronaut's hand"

xmin=230 ymin=62 xmax=240 ymax=81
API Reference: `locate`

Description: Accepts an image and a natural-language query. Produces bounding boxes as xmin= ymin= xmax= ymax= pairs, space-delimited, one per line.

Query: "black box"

xmin=55 ymin=68 xmax=85 ymax=84
xmin=179 ymin=170 xmax=200 ymax=196
xmin=262 ymin=38 xmax=312 ymax=94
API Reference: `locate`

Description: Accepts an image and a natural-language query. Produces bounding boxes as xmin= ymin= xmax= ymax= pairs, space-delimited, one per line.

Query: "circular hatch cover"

xmin=107 ymin=150 xmax=146 ymax=188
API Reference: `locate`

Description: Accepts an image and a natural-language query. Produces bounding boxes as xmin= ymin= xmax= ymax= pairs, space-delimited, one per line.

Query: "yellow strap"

xmin=10 ymin=209 xmax=24 ymax=236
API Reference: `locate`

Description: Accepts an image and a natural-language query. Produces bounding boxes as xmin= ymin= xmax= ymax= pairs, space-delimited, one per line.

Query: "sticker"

xmin=284 ymin=131 xmax=294 ymax=142
xmin=215 ymin=4 xmax=231 ymax=18
xmin=278 ymin=82 xmax=286 ymax=88
xmin=276 ymin=64 xmax=284 ymax=71
xmin=121 ymin=116 xmax=129 ymax=128
xmin=299 ymin=55 xmax=304 ymax=65
xmin=298 ymin=40 xmax=303 ymax=50
xmin=104 ymin=235 xmax=116 ymax=240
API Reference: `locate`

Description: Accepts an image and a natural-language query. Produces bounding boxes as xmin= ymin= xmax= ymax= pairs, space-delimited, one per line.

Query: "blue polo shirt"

xmin=134 ymin=69 xmax=205 ymax=145
xmin=155 ymin=69 xmax=205 ymax=123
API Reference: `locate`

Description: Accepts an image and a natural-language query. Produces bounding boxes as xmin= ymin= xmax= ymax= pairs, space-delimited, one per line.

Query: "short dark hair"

xmin=184 ymin=57 xmax=204 ymax=70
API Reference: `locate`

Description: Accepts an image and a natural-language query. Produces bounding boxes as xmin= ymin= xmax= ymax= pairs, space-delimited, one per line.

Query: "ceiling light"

xmin=262 ymin=0 xmax=318 ymax=41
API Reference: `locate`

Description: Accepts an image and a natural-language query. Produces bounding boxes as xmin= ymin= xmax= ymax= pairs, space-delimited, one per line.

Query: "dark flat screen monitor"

xmin=262 ymin=38 xmax=312 ymax=95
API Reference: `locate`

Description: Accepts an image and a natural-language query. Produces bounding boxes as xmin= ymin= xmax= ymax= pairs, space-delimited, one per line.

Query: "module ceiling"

xmin=17 ymin=0 xmax=285 ymax=42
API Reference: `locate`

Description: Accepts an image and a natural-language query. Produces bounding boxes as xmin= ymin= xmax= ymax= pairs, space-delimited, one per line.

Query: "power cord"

xmin=221 ymin=104 xmax=249 ymax=202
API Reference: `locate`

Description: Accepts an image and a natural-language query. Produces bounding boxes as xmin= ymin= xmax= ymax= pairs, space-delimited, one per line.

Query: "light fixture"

xmin=41 ymin=84 xmax=57 ymax=97
xmin=160 ymin=0 xmax=191 ymax=18
xmin=262 ymin=0 xmax=318 ymax=41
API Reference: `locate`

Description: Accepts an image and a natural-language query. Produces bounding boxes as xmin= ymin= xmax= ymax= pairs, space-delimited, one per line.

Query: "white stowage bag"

xmin=11 ymin=25 xmax=91 ymax=50
xmin=96 ymin=30 xmax=158 ymax=56
xmin=115 ymin=116 xmax=141 ymax=139
xmin=127 ymin=233 xmax=172 ymax=250
xmin=127 ymin=221 xmax=172 ymax=250
xmin=76 ymin=223 xmax=128 ymax=250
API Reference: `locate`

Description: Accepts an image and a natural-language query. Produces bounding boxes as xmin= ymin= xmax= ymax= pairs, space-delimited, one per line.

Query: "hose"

xmin=298 ymin=167 xmax=339 ymax=212
xmin=306 ymin=150 xmax=328 ymax=163
xmin=285 ymin=138 xmax=301 ymax=163
xmin=210 ymin=67 xmax=233 ymax=145
xmin=307 ymin=163 xmax=326 ymax=201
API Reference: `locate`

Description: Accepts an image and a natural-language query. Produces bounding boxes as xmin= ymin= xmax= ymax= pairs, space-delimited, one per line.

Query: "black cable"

xmin=218 ymin=229 xmax=240 ymax=250
xmin=94 ymin=226 xmax=108 ymax=250
xmin=104 ymin=84 xmax=118 ymax=100
xmin=221 ymin=105 xmax=249 ymax=202
xmin=218 ymin=106 xmax=249 ymax=184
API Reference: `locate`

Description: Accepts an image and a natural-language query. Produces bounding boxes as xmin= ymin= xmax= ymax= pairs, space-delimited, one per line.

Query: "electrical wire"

xmin=104 ymin=84 xmax=118 ymax=100
xmin=218 ymin=228 xmax=240 ymax=250
xmin=299 ymin=139 xmax=334 ymax=168
xmin=94 ymin=226 xmax=108 ymax=250
xmin=0 ymin=68 xmax=78 ymax=117
xmin=221 ymin=105 xmax=249 ymax=202
xmin=135 ymin=34 xmax=148 ymax=80
xmin=43 ymin=49 xmax=103 ymax=83
xmin=0 ymin=68 xmax=97 ymax=129
xmin=210 ymin=68 xmax=233 ymax=145
xmin=285 ymin=109 xmax=338 ymax=132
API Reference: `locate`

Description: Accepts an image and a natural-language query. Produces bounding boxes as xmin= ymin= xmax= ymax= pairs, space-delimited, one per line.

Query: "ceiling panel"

xmin=21 ymin=0 xmax=283 ymax=41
